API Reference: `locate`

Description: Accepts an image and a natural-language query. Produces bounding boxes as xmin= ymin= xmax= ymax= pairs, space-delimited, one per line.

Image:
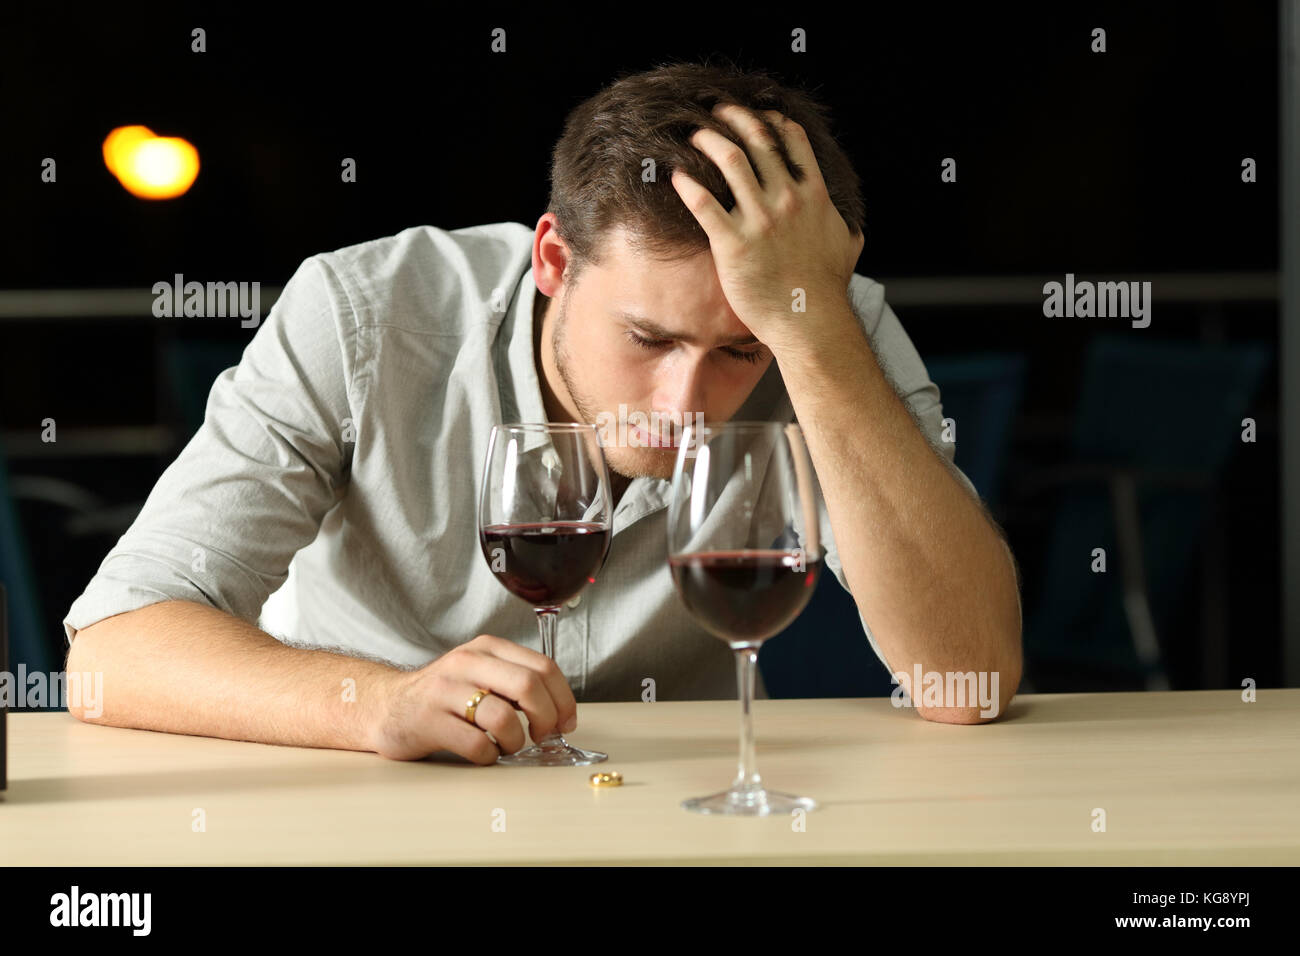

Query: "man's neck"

xmin=610 ymin=472 xmax=632 ymax=508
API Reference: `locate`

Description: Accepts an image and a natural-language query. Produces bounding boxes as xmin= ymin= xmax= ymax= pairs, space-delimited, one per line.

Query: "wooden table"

xmin=2 ymin=690 xmax=1297 ymax=865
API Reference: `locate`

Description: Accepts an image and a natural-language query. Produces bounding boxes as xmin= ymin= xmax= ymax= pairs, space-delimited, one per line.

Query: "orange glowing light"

xmin=102 ymin=126 xmax=200 ymax=199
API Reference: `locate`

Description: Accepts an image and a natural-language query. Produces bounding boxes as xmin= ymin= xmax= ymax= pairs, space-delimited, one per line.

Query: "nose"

xmin=652 ymin=350 xmax=708 ymax=425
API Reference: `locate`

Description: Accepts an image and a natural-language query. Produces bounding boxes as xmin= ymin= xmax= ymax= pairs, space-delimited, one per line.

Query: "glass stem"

xmin=534 ymin=608 xmax=565 ymax=748
xmin=732 ymin=646 xmax=763 ymax=793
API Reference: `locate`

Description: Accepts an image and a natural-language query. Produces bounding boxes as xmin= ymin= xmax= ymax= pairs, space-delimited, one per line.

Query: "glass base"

xmin=682 ymin=787 xmax=817 ymax=816
xmin=496 ymin=734 xmax=608 ymax=767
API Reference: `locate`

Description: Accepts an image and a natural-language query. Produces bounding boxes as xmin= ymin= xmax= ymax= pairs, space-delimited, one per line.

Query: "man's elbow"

xmin=64 ymin=622 xmax=107 ymax=723
xmin=917 ymin=568 xmax=1024 ymax=724
xmin=914 ymin=648 xmax=1023 ymax=725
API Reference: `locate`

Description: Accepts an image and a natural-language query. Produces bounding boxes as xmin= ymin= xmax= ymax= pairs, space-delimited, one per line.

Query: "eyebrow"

xmin=616 ymin=311 xmax=761 ymax=348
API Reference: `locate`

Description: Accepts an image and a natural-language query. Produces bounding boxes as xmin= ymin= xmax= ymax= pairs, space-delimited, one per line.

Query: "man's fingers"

xmin=466 ymin=634 xmax=576 ymax=726
xmin=430 ymin=703 xmax=509 ymax=766
xmin=686 ymin=126 xmax=765 ymax=214
xmin=760 ymin=110 xmax=827 ymax=195
xmin=671 ymin=166 xmax=734 ymax=241
xmin=454 ymin=681 xmax=526 ymax=757
xmin=712 ymin=101 xmax=789 ymax=190
xmin=448 ymin=645 xmax=565 ymax=738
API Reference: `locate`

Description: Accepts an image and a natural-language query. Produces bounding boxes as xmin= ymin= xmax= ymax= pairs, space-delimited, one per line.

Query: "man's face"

xmin=541 ymin=225 xmax=776 ymax=481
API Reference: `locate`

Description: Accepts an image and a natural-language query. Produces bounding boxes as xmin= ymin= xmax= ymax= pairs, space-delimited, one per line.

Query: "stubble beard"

xmin=551 ymin=293 xmax=677 ymax=481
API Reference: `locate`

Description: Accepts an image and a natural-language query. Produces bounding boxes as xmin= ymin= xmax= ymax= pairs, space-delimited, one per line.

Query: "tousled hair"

xmin=546 ymin=58 xmax=865 ymax=283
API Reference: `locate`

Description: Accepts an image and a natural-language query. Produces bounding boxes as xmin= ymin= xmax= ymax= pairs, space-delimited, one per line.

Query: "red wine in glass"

xmin=478 ymin=422 xmax=612 ymax=767
xmin=480 ymin=521 xmax=609 ymax=608
xmin=667 ymin=421 xmax=824 ymax=815
xmin=668 ymin=549 xmax=821 ymax=643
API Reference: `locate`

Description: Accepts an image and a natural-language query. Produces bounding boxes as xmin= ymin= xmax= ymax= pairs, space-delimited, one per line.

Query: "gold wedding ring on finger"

xmin=465 ymin=688 xmax=491 ymax=725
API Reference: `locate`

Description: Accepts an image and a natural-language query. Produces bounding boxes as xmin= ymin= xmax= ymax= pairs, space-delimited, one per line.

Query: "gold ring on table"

xmin=465 ymin=689 xmax=491 ymax=725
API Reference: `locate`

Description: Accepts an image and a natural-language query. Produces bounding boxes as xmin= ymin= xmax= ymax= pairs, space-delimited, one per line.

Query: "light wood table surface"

xmin=2 ymin=689 xmax=1297 ymax=865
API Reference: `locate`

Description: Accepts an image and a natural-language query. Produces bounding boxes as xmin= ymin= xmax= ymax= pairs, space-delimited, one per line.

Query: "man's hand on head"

xmin=669 ymin=102 xmax=865 ymax=357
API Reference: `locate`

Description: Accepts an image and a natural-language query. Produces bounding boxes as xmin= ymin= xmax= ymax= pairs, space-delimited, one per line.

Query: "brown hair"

xmin=546 ymin=58 xmax=866 ymax=283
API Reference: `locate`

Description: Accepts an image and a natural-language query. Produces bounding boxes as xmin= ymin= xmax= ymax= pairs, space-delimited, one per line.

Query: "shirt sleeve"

xmin=61 ymin=255 xmax=358 ymax=644
xmin=817 ymin=276 xmax=981 ymax=675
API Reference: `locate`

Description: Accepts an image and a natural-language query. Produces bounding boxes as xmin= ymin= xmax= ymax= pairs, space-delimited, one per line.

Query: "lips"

xmin=629 ymin=422 xmax=680 ymax=448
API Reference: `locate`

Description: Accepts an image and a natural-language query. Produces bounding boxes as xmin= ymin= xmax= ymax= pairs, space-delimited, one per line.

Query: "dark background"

xmin=0 ymin=4 xmax=1284 ymax=698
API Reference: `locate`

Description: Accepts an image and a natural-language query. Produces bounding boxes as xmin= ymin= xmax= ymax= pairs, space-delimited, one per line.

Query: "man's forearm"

xmin=774 ymin=302 xmax=1023 ymax=719
xmin=65 ymin=599 xmax=395 ymax=751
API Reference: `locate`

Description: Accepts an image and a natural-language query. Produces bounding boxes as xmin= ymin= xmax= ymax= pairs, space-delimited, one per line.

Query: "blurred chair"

xmin=0 ymin=339 xmax=245 ymax=692
xmin=0 ymin=443 xmax=53 ymax=678
xmin=162 ymin=338 xmax=247 ymax=439
xmin=1 ymin=449 xmax=151 ymax=685
xmin=1022 ymin=335 xmax=1270 ymax=691
xmin=761 ymin=352 xmax=1027 ymax=698
xmin=920 ymin=353 xmax=1027 ymax=513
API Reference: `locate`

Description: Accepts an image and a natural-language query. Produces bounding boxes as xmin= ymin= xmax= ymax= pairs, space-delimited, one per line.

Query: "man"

xmin=64 ymin=62 xmax=1022 ymax=763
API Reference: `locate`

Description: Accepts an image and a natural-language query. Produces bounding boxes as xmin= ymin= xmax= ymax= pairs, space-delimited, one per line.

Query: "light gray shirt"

xmin=63 ymin=221 xmax=978 ymax=700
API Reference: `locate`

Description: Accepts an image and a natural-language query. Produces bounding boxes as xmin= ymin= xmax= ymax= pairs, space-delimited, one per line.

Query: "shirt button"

xmin=566 ymin=595 xmax=582 ymax=609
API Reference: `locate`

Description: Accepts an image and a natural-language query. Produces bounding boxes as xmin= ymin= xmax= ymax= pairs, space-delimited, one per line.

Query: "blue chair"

xmin=1022 ymin=335 xmax=1270 ymax=691
xmin=921 ymin=354 xmax=1026 ymax=513
xmin=0 ymin=339 xmax=247 ymax=704
xmin=162 ymin=338 xmax=248 ymax=440
xmin=0 ymin=441 xmax=55 ymax=684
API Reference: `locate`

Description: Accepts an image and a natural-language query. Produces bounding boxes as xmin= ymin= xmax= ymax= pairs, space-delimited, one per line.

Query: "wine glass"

xmin=478 ymin=422 xmax=613 ymax=766
xmin=667 ymin=421 xmax=824 ymax=814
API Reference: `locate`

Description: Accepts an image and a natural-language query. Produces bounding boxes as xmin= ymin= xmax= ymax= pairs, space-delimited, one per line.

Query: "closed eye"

xmin=626 ymin=330 xmax=671 ymax=351
xmin=625 ymin=330 xmax=765 ymax=365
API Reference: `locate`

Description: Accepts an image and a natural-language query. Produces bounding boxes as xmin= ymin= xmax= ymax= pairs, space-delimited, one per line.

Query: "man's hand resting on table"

xmin=368 ymin=633 xmax=578 ymax=763
xmin=66 ymin=600 xmax=577 ymax=764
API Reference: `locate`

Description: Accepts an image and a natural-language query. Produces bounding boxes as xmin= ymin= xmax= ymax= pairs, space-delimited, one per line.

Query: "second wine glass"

xmin=667 ymin=421 xmax=824 ymax=814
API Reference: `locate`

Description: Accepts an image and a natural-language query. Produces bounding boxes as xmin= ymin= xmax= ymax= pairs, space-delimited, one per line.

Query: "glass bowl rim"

xmin=682 ymin=420 xmax=804 ymax=434
xmin=493 ymin=421 xmax=599 ymax=432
